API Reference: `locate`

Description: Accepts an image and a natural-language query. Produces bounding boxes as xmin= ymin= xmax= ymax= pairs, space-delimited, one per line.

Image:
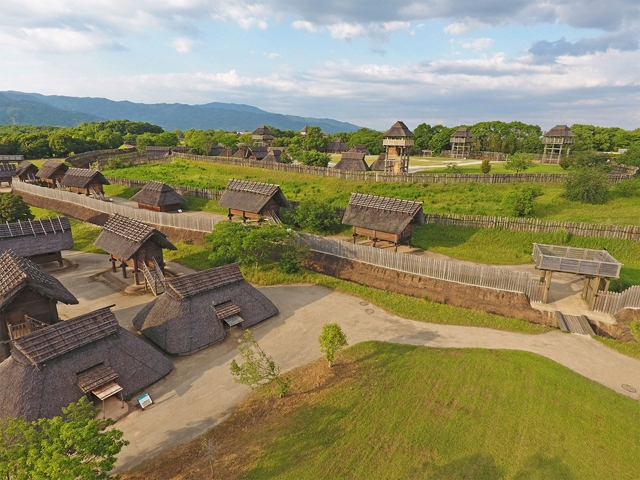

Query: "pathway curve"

xmin=112 ymin=283 xmax=640 ymax=472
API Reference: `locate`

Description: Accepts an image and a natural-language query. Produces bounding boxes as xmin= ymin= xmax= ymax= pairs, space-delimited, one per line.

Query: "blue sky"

xmin=1 ymin=0 xmax=639 ymax=130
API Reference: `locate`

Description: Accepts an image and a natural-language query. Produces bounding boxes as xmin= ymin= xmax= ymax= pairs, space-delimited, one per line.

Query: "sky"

xmin=1 ymin=0 xmax=639 ymax=131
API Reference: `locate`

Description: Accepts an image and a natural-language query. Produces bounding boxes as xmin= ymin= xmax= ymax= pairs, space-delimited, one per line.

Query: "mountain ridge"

xmin=0 ymin=91 xmax=360 ymax=133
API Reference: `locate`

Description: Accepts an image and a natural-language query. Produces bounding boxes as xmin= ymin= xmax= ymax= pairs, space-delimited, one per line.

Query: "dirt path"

xmin=112 ymin=283 xmax=640 ymax=473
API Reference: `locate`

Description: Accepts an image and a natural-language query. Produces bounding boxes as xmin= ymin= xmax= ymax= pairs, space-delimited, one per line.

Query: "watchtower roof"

xmin=383 ymin=121 xmax=414 ymax=138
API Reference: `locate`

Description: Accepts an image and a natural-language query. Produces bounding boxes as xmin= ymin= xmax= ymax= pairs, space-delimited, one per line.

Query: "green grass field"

xmin=427 ymin=162 xmax=567 ymax=174
xmin=123 ymin=342 xmax=640 ymax=479
xmin=101 ymin=158 xmax=640 ymax=224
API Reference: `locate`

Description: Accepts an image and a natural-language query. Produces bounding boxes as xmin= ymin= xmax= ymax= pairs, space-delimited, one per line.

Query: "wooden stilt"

xmin=542 ymin=270 xmax=553 ymax=304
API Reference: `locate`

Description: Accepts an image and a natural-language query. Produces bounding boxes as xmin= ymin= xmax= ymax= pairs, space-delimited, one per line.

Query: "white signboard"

xmin=138 ymin=393 xmax=153 ymax=409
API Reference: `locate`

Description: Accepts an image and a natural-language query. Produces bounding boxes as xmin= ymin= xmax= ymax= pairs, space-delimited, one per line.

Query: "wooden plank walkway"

xmin=556 ymin=312 xmax=596 ymax=336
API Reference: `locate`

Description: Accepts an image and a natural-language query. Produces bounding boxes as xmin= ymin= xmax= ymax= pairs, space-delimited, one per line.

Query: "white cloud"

xmin=444 ymin=20 xmax=485 ymax=35
xmin=328 ymin=21 xmax=410 ymax=41
xmin=171 ymin=37 xmax=200 ymax=53
xmin=292 ymin=20 xmax=321 ymax=32
xmin=264 ymin=52 xmax=281 ymax=59
xmin=461 ymin=38 xmax=494 ymax=51
xmin=0 ymin=27 xmax=124 ymax=54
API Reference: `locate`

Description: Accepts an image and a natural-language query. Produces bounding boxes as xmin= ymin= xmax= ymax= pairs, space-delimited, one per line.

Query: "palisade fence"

xmin=298 ymin=233 xmax=544 ymax=302
xmin=66 ymin=147 xmax=138 ymax=168
xmin=104 ymin=176 xmax=223 ymax=200
xmin=423 ymin=213 xmax=640 ymax=241
xmin=594 ymin=286 xmax=640 ymax=315
xmin=171 ymin=152 xmax=636 ymax=184
xmin=12 ymin=182 xmax=216 ymax=232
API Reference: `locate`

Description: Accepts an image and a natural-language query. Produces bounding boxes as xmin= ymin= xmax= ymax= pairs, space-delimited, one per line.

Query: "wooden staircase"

xmin=142 ymin=258 xmax=166 ymax=296
xmin=556 ymin=312 xmax=596 ymax=336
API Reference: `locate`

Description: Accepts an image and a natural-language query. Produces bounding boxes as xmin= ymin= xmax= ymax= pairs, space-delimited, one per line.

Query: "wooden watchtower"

xmin=450 ymin=128 xmax=473 ymax=159
xmin=251 ymin=126 xmax=274 ymax=146
xmin=542 ymin=125 xmax=575 ymax=163
xmin=382 ymin=121 xmax=414 ymax=174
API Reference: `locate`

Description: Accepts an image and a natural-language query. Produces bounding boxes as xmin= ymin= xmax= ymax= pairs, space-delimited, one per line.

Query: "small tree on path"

xmin=504 ymin=152 xmax=534 ymax=173
xmin=318 ymin=323 xmax=348 ymax=367
xmin=230 ymin=329 xmax=291 ymax=397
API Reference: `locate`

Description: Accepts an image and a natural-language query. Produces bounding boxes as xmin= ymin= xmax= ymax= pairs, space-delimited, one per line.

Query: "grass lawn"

xmin=427 ymin=162 xmax=567 ymax=174
xmin=101 ymin=159 xmax=640 ymax=224
xmin=121 ymin=341 xmax=640 ymax=480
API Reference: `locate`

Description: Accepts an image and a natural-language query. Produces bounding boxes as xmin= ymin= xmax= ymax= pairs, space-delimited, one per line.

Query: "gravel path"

xmin=112 ymin=283 xmax=640 ymax=472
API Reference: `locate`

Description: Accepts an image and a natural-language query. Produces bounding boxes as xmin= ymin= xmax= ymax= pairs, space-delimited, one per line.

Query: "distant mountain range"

xmin=0 ymin=91 xmax=360 ymax=133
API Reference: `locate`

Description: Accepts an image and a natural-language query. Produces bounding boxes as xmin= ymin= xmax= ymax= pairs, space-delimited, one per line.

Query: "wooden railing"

xmin=593 ymin=285 xmax=640 ymax=315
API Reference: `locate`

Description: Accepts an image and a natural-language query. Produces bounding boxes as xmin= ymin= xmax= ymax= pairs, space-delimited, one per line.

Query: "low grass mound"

xmin=122 ymin=341 xmax=640 ymax=479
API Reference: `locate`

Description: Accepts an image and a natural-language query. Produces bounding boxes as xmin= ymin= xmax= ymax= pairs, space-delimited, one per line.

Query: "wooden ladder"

xmin=142 ymin=259 xmax=166 ymax=296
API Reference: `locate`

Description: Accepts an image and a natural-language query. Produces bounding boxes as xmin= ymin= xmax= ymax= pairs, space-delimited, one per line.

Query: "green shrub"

xmin=300 ymin=150 xmax=330 ymax=167
xmin=107 ymin=157 xmax=123 ymax=169
xmin=0 ymin=194 xmax=33 ymax=223
xmin=504 ymin=152 xmax=534 ymax=173
xmin=285 ymin=199 xmax=340 ymax=234
xmin=445 ymin=163 xmax=462 ymax=173
xmin=564 ymin=167 xmax=610 ymax=204
xmin=551 ymin=228 xmax=571 ymax=244
xmin=480 ymin=159 xmax=491 ymax=174
xmin=501 ymin=185 xmax=542 ymax=217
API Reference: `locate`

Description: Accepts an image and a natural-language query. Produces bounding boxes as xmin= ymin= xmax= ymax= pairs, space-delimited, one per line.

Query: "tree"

xmin=318 ymin=323 xmax=348 ymax=367
xmin=504 ymin=152 xmax=534 ymax=173
xmin=619 ymin=145 xmax=640 ymax=167
xmin=480 ymin=159 xmax=491 ymax=174
xmin=136 ymin=132 xmax=156 ymax=152
xmin=48 ymin=132 xmax=76 ymax=157
xmin=427 ymin=126 xmax=455 ymax=154
xmin=348 ymin=128 xmax=384 ymax=155
xmin=0 ymin=397 xmax=128 ymax=479
xmin=501 ymin=185 xmax=542 ymax=217
xmin=285 ymin=199 xmax=340 ymax=234
xmin=300 ymin=150 xmax=330 ymax=167
xmin=230 ymin=329 xmax=291 ymax=397
xmin=302 ymin=126 xmax=328 ymax=152
xmin=154 ymin=131 xmax=179 ymax=147
xmin=564 ymin=167 xmax=610 ymax=204
xmin=0 ymin=194 xmax=33 ymax=223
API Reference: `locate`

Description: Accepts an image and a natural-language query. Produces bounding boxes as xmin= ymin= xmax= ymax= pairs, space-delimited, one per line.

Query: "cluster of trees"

xmin=0 ymin=120 xmax=163 ymax=159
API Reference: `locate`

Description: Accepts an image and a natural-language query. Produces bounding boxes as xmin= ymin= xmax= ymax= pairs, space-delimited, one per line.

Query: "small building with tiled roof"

xmin=0 ymin=250 xmax=78 ymax=362
xmin=342 ymin=193 xmax=424 ymax=250
xmin=542 ymin=125 xmax=575 ymax=162
xmin=36 ymin=160 xmax=68 ymax=188
xmin=60 ymin=168 xmax=110 ymax=197
xmin=0 ymin=163 xmax=16 ymax=187
xmin=450 ymin=127 xmax=473 ymax=159
xmin=133 ymin=263 xmax=278 ymax=356
xmin=251 ymin=125 xmax=274 ymax=146
xmin=130 ymin=181 xmax=186 ymax=212
xmin=15 ymin=161 xmax=38 ymax=183
xmin=94 ymin=214 xmax=177 ymax=285
xmin=326 ymin=137 xmax=349 ymax=153
xmin=0 ymin=217 xmax=73 ymax=266
xmin=218 ymin=179 xmax=289 ymax=222
xmin=334 ymin=151 xmax=370 ymax=171
xmin=0 ymin=306 xmax=173 ymax=420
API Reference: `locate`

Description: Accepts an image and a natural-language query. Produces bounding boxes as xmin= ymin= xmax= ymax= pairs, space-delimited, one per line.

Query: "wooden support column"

xmin=121 ymin=262 xmax=127 ymax=279
xmin=581 ymin=277 xmax=590 ymax=300
xmin=587 ymin=276 xmax=603 ymax=310
xmin=110 ymin=254 xmax=117 ymax=273
xmin=542 ymin=270 xmax=553 ymax=304
xmin=132 ymin=258 xmax=141 ymax=286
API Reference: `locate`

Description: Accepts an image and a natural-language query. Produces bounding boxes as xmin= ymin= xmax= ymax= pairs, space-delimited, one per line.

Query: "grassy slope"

xmin=427 ymin=162 xmax=567 ymax=174
xmin=101 ymin=159 xmax=640 ymax=224
xmin=122 ymin=342 xmax=640 ymax=480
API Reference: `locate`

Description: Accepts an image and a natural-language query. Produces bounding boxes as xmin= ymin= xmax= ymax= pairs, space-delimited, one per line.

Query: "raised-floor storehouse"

xmin=60 ymin=168 xmax=110 ymax=197
xmin=133 ymin=263 xmax=279 ymax=356
xmin=0 ymin=306 xmax=173 ymax=420
xmin=342 ymin=193 xmax=424 ymax=251
xmin=129 ymin=181 xmax=186 ymax=212
xmin=0 ymin=217 xmax=74 ymax=266
xmin=94 ymin=214 xmax=177 ymax=285
xmin=15 ymin=161 xmax=38 ymax=183
xmin=0 ymin=163 xmax=16 ymax=187
xmin=0 ymin=250 xmax=78 ymax=362
xmin=218 ymin=179 xmax=289 ymax=222
xmin=36 ymin=160 xmax=68 ymax=188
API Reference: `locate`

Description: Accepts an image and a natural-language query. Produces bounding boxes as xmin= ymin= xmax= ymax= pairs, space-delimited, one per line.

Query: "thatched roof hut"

xmin=0 ymin=306 xmax=173 ymax=420
xmin=300 ymin=124 xmax=310 ymax=136
xmin=208 ymin=144 xmax=235 ymax=156
xmin=94 ymin=214 xmax=177 ymax=284
xmin=0 ymin=250 xmax=78 ymax=361
xmin=334 ymin=151 xmax=370 ymax=171
xmin=370 ymin=153 xmax=387 ymax=171
xmin=15 ymin=161 xmax=38 ymax=182
xmin=60 ymin=168 xmax=110 ymax=196
xmin=130 ymin=181 xmax=186 ymax=212
xmin=326 ymin=138 xmax=349 ymax=153
xmin=0 ymin=217 xmax=73 ymax=266
xmin=261 ymin=152 xmax=283 ymax=163
xmin=251 ymin=125 xmax=274 ymax=142
xmin=36 ymin=160 xmax=68 ymax=188
xmin=218 ymin=179 xmax=289 ymax=221
xmin=234 ymin=145 xmax=270 ymax=161
xmin=350 ymin=144 xmax=371 ymax=155
xmin=342 ymin=193 xmax=424 ymax=250
xmin=0 ymin=163 xmax=16 ymax=186
xmin=383 ymin=121 xmax=414 ymax=138
xmin=133 ymin=263 xmax=278 ymax=356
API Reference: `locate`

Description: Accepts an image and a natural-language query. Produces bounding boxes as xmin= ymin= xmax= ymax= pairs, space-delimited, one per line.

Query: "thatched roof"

xmin=327 ymin=138 xmax=349 ymax=153
xmin=451 ymin=128 xmax=473 ymax=140
xmin=545 ymin=125 xmax=575 ymax=137
xmin=0 ymin=163 xmax=16 ymax=178
xmin=383 ymin=121 xmax=414 ymax=138
xmin=132 ymin=263 xmax=278 ymax=355
xmin=130 ymin=181 xmax=186 ymax=207
xmin=342 ymin=193 xmax=424 ymax=234
xmin=36 ymin=160 xmax=68 ymax=179
xmin=0 ymin=217 xmax=74 ymax=258
xmin=0 ymin=306 xmax=173 ymax=420
xmin=261 ymin=152 xmax=283 ymax=163
xmin=334 ymin=151 xmax=370 ymax=171
xmin=0 ymin=250 xmax=78 ymax=311
xmin=370 ymin=153 xmax=387 ymax=171
xmin=218 ymin=179 xmax=289 ymax=213
xmin=94 ymin=214 xmax=177 ymax=261
xmin=60 ymin=168 xmax=110 ymax=188
xmin=300 ymin=124 xmax=310 ymax=134
xmin=350 ymin=144 xmax=370 ymax=155
xmin=15 ymin=161 xmax=38 ymax=177
xmin=252 ymin=125 xmax=274 ymax=136
xmin=208 ymin=145 xmax=235 ymax=156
